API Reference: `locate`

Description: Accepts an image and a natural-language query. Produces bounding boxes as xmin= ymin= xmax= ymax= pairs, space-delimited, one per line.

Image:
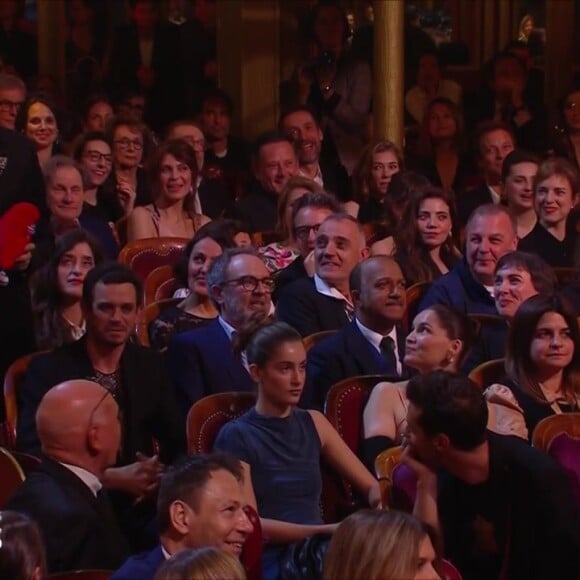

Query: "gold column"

xmin=372 ymin=0 xmax=404 ymax=148
xmin=217 ymin=0 xmax=280 ymax=141
xmin=36 ymin=0 xmax=66 ymax=92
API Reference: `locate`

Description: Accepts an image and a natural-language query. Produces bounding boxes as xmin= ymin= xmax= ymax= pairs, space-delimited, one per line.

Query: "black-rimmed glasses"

xmin=223 ymin=275 xmax=275 ymax=293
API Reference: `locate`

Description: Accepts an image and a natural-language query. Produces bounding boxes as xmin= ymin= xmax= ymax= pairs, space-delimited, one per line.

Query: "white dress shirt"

xmin=355 ymin=318 xmax=402 ymax=376
xmin=59 ymin=463 xmax=102 ymax=497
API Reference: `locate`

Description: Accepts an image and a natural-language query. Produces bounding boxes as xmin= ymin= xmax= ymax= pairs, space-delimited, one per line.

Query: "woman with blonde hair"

xmin=154 ymin=547 xmax=246 ymax=580
xmin=323 ymin=509 xmax=439 ymax=580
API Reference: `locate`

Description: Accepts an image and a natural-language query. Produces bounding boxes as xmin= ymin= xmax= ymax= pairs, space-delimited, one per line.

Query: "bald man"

xmin=303 ymin=255 xmax=408 ymax=411
xmin=6 ymin=380 xmax=129 ymax=573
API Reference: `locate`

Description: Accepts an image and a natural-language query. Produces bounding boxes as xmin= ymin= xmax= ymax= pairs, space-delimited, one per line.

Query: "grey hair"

xmin=0 ymin=73 xmax=26 ymax=93
xmin=42 ymin=155 xmax=91 ymax=190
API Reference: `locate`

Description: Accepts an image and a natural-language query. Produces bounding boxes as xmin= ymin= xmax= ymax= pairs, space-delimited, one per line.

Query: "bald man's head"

xmin=36 ymin=380 xmax=121 ymax=473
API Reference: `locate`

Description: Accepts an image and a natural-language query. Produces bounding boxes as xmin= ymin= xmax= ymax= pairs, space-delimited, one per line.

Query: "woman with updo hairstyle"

xmin=0 ymin=511 xmax=47 ymax=580
xmin=214 ymin=320 xmax=380 ymax=580
xmin=518 ymin=157 xmax=579 ymax=267
xmin=154 ymin=547 xmax=246 ymax=580
xmin=31 ymin=229 xmax=104 ymax=350
xmin=486 ymin=294 xmax=580 ymax=441
xmin=362 ymin=304 xmax=475 ymax=469
xmin=324 ymin=510 xmax=439 ymax=580
xmin=127 ymin=139 xmax=211 ymax=241
xmin=394 ymin=187 xmax=461 ymax=285
xmin=351 ymin=139 xmax=403 ymax=223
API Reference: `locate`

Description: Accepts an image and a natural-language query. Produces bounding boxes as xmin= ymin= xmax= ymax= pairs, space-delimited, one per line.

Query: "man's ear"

xmin=433 ymin=433 xmax=451 ymax=452
xmin=210 ymin=284 xmax=224 ymax=306
xmin=169 ymin=500 xmax=190 ymax=535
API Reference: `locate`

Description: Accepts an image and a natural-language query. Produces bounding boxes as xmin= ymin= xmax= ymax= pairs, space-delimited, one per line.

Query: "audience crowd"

xmin=0 ymin=1 xmax=579 ymax=579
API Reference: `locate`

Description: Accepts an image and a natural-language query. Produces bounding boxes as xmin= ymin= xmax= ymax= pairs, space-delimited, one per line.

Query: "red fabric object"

xmin=0 ymin=203 xmax=40 ymax=269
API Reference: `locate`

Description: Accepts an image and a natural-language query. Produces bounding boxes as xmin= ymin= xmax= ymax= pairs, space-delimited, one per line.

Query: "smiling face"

xmin=293 ymin=205 xmax=334 ymax=257
xmin=158 ymin=153 xmax=193 ymax=204
xmin=479 ymin=129 xmax=515 ymax=182
xmin=504 ymin=161 xmax=538 ymax=211
xmin=57 ymin=242 xmax=96 ymax=301
xmin=370 ymin=150 xmax=400 ymax=198
xmin=493 ymin=265 xmax=538 ymax=320
xmin=251 ymin=340 xmax=307 ymax=408
xmin=26 ymin=101 xmax=58 ymax=151
xmin=281 ymin=110 xmax=323 ymax=166
xmin=187 ymin=237 xmax=223 ymax=296
xmin=530 ymin=311 xmax=574 ymax=378
xmin=254 ymin=140 xmax=298 ymax=195
xmin=46 ymin=165 xmax=84 ymax=222
xmin=404 ymin=309 xmax=462 ymax=373
xmin=82 ymin=139 xmax=113 ymax=187
xmin=416 ymin=197 xmax=452 ymax=249
xmin=427 ymin=102 xmax=456 ymax=140
xmin=535 ymin=173 xmax=576 ymax=228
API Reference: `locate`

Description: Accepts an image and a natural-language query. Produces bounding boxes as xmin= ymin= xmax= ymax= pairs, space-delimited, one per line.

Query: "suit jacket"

xmin=304 ymin=320 xmax=406 ymax=410
xmin=198 ymin=176 xmax=232 ymax=219
xmin=6 ymin=457 xmax=129 ymax=573
xmin=272 ymin=256 xmax=308 ymax=302
xmin=228 ymin=181 xmax=278 ymax=232
xmin=111 ymin=545 xmax=164 ymax=580
xmin=319 ymin=156 xmax=351 ymax=202
xmin=166 ymin=319 xmax=255 ymax=412
xmin=16 ymin=338 xmax=185 ymax=465
xmin=276 ymin=277 xmax=350 ymax=337
xmin=456 ymin=184 xmax=494 ymax=227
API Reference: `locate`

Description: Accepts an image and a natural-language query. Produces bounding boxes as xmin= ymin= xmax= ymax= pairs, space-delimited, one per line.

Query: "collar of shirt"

xmin=59 ymin=462 xmax=102 ymax=497
xmin=355 ymin=318 xmax=402 ymax=375
xmin=160 ymin=545 xmax=172 ymax=560
xmin=487 ymin=184 xmax=501 ymax=205
xmin=63 ymin=317 xmax=86 ymax=341
xmin=314 ymin=274 xmax=353 ymax=309
xmin=299 ymin=165 xmax=324 ymax=187
xmin=218 ymin=316 xmax=250 ymax=371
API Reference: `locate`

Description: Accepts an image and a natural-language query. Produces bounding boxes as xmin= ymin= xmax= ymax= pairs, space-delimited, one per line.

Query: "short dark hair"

xmin=82 ymin=93 xmax=112 ymax=121
xmin=406 ymin=370 xmax=488 ymax=451
xmin=73 ymin=131 xmax=112 ymax=161
xmin=495 ymin=251 xmax=557 ymax=295
xmin=474 ymin=120 xmax=516 ymax=158
xmin=82 ymin=263 xmax=143 ymax=309
xmin=501 ymin=149 xmax=540 ymax=182
xmin=291 ymin=191 xmax=341 ymax=228
xmin=157 ymin=453 xmax=243 ymax=533
xmin=252 ymin=130 xmax=296 ymax=163
xmin=200 ymin=88 xmax=234 ymax=117
xmin=15 ymin=92 xmax=60 ymax=133
xmin=278 ymin=104 xmax=321 ymax=131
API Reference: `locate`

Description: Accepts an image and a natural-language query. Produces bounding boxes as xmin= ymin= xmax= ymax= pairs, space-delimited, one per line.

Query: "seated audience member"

xmin=551 ymin=84 xmax=580 ymax=168
xmin=407 ymin=97 xmax=472 ymax=195
xmin=486 ymin=294 xmax=580 ymax=441
xmin=17 ymin=264 xmax=184 ymax=544
xmin=7 ymin=380 xmax=129 ymax=573
xmin=456 ymin=121 xmax=515 ymax=227
xmin=259 ymin=176 xmax=325 ymax=272
xmin=0 ymin=73 xmax=26 ymax=130
xmin=166 ymin=248 xmax=272 ymax=410
xmin=419 ymin=204 xmax=517 ymax=315
xmin=166 ymin=119 xmax=233 ymax=219
xmin=82 ymin=94 xmax=114 ymax=133
xmin=323 ymin=510 xmax=438 ymax=580
xmin=149 ymin=221 xmax=237 ymax=350
xmin=199 ymin=88 xmax=252 ymax=197
xmin=472 ymin=51 xmax=547 ymax=153
xmin=155 ymin=547 xmax=247 ymax=580
xmin=127 ymin=139 xmax=210 ymax=241
xmin=276 ymin=213 xmax=368 ymax=336
xmin=351 ymin=140 xmax=402 ymax=223
xmin=501 ymin=149 xmax=540 ymax=239
xmin=304 ymin=256 xmax=407 ymax=410
xmin=273 ymin=191 xmax=341 ymax=298
xmin=279 ymin=105 xmax=351 ymax=202
xmin=101 ymin=117 xmax=152 ymax=220
xmin=405 ymin=49 xmax=462 ymax=125
xmin=214 ymin=321 xmax=380 ymax=580
xmin=362 ymin=305 xmax=474 ymax=470
xmin=230 ymin=131 xmax=299 ymax=232
xmin=518 ymin=157 xmax=579 ymax=267
xmin=31 ymin=229 xmax=104 ymax=350
xmin=74 ymin=131 xmax=119 ymax=223
xmin=15 ymin=93 xmax=60 ymax=168
xmin=0 ymin=511 xmax=46 ymax=580
xmin=403 ymin=370 xmax=580 ymax=580
xmin=394 ymin=187 xmax=461 ymax=286
xmin=463 ymin=250 xmax=556 ymax=372
xmin=112 ymin=454 xmax=253 ymax=580
xmin=504 ymin=41 xmax=545 ymax=111
xmin=31 ymin=155 xmax=119 ymax=269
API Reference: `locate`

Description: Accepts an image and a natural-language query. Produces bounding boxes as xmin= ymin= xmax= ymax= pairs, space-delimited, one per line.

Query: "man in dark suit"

xmin=112 ymin=454 xmax=253 ymax=580
xmin=304 ymin=256 xmax=407 ymax=410
xmin=277 ymin=213 xmax=368 ymax=336
xmin=17 ymin=263 xmax=184 ymax=546
xmin=7 ymin=379 xmax=129 ymax=573
xmin=279 ymin=105 xmax=351 ymax=202
xmin=166 ymin=247 xmax=273 ymax=410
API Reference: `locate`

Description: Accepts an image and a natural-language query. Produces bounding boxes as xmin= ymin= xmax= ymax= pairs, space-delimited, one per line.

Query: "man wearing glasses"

xmin=0 ymin=72 xmax=25 ymax=130
xmin=167 ymin=247 xmax=273 ymax=410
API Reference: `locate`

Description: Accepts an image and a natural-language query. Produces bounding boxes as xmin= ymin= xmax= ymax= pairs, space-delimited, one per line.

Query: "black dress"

xmin=518 ymin=222 xmax=577 ymax=268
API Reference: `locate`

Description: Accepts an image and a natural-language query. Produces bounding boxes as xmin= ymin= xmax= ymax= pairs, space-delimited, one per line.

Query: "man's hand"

xmin=103 ymin=453 xmax=165 ymax=500
xmin=401 ymin=445 xmax=437 ymax=491
xmin=13 ymin=242 xmax=35 ymax=271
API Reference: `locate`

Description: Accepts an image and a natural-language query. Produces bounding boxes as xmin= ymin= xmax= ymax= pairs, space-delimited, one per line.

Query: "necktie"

xmin=380 ymin=336 xmax=397 ymax=375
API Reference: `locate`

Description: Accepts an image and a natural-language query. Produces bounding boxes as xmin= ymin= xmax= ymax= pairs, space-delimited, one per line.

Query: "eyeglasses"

xmin=114 ymin=138 xmax=143 ymax=150
xmin=0 ymin=99 xmax=23 ymax=112
xmin=223 ymin=275 xmax=275 ymax=293
xmin=84 ymin=150 xmax=113 ymax=164
xmin=294 ymin=224 xmax=321 ymax=240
